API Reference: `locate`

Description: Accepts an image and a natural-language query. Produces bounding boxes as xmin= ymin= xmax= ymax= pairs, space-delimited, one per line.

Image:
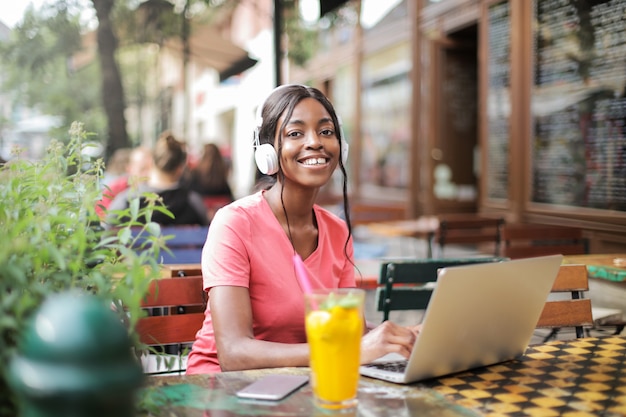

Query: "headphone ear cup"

xmin=255 ymin=143 xmax=278 ymax=175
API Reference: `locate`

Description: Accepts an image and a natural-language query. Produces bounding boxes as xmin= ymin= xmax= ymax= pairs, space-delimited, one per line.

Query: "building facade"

xmin=290 ymin=0 xmax=626 ymax=252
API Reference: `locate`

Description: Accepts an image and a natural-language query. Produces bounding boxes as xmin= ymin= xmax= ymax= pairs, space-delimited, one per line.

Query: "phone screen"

xmin=235 ymin=374 xmax=309 ymax=401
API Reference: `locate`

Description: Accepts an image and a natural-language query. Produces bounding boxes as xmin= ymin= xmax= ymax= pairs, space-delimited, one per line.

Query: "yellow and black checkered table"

xmin=419 ymin=336 xmax=626 ymax=416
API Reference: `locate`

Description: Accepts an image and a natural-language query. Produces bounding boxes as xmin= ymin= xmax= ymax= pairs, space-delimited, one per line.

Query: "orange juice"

xmin=305 ymin=289 xmax=365 ymax=410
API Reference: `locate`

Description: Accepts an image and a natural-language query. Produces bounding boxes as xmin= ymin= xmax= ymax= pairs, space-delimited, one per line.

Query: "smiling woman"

xmin=185 ymin=84 xmax=420 ymax=375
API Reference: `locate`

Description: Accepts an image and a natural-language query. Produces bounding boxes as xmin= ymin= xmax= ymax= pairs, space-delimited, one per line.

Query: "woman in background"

xmin=96 ymin=146 xmax=152 ymax=219
xmin=101 ymin=147 xmax=131 ymax=189
xmin=185 ymin=143 xmax=234 ymax=221
xmin=106 ymin=131 xmax=209 ymax=227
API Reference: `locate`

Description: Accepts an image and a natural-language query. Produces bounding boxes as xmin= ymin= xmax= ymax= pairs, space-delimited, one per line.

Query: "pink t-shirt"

xmin=186 ymin=191 xmax=355 ymax=374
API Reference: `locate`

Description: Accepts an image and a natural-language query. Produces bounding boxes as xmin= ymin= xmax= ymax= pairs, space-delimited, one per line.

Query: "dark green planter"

xmin=8 ymin=291 xmax=144 ymax=417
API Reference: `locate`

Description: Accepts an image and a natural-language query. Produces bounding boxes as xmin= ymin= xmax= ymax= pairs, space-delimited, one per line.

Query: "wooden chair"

xmin=588 ymin=310 xmax=626 ymax=336
xmin=536 ymin=264 xmax=594 ymax=341
xmin=133 ymin=225 xmax=209 ymax=264
xmin=202 ymin=195 xmax=232 ymax=221
xmin=436 ymin=214 xmax=505 ymax=257
xmin=501 ymin=224 xmax=588 ymax=259
xmin=376 ymin=257 xmax=506 ymax=322
xmin=160 ymin=263 xmax=202 ymax=278
xmin=137 ymin=276 xmax=206 ymax=374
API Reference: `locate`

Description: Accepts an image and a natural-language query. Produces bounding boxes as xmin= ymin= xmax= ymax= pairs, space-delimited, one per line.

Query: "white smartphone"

xmin=235 ymin=374 xmax=309 ymax=401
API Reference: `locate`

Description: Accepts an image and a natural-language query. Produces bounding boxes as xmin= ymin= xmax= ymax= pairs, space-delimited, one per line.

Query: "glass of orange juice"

xmin=304 ymin=288 xmax=365 ymax=410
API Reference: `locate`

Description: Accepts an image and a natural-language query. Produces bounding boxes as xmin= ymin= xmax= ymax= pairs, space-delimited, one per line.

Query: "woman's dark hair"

xmin=191 ymin=143 xmax=232 ymax=195
xmin=153 ymin=131 xmax=187 ymax=174
xmin=258 ymin=84 xmax=353 ymax=259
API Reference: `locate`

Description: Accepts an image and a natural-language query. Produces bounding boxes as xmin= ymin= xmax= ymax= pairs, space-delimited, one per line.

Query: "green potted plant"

xmin=0 ymin=122 xmax=174 ymax=416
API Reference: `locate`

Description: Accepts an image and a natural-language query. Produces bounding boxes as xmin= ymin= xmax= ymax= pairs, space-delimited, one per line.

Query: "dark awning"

xmin=271 ymin=0 xmax=350 ymax=85
xmin=70 ymin=25 xmax=257 ymax=82
xmin=162 ymin=25 xmax=257 ymax=81
xmin=135 ymin=0 xmax=257 ymax=81
xmin=320 ymin=0 xmax=350 ymax=17
xmin=219 ymin=56 xmax=258 ymax=82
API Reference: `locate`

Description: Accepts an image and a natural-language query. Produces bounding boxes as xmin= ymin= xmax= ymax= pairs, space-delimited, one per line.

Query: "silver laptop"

xmin=360 ymin=254 xmax=563 ymax=384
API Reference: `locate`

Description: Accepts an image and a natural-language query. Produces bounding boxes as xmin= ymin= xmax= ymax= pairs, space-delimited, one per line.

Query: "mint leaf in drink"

xmin=337 ymin=293 xmax=360 ymax=309
xmin=319 ymin=292 xmax=337 ymax=311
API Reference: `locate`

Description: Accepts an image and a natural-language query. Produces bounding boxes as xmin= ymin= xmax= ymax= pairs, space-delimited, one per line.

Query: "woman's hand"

xmin=360 ymin=321 xmax=421 ymax=364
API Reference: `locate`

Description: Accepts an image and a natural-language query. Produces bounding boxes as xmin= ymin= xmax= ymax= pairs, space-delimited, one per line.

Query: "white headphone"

xmin=253 ymin=84 xmax=349 ymax=175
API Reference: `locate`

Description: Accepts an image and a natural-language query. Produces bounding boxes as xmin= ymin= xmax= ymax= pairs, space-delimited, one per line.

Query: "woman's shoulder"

xmin=212 ymin=192 xmax=265 ymax=222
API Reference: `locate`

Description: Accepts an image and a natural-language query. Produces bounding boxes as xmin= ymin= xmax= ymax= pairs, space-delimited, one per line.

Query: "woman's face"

xmin=275 ymin=97 xmax=340 ymax=188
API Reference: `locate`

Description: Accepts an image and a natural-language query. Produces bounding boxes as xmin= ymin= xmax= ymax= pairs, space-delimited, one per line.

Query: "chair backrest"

xmin=202 ymin=196 xmax=232 ymax=221
xmin=132 ymin=225 xmax=209 ymax=264
xmin=436 ymin=214 xmax=504 ymax=257
xmin=137 ymin=276 xmax=206 ymax=346
xmin=376 ymin=257 xmax=506 ymax=322
xmin=161 ymin=225 xmax=209 ymax=246
xmin=160 ymin=263 xmax=202 ymax=277
xmin=536 ymin=264 xmax=594 ymax=338
xmin=501 ymin=224 xmax=588 ymax=259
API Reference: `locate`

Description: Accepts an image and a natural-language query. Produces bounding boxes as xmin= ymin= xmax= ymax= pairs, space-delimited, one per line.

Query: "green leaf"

xmin=0 ymin=122 xmax=170 ymax=415
xmin=119 ymin=227 xmax=132 ymax=245
xmin=129 ymin=197 xmax=140 ymax=220
xmin=146 ymin=222 xmax=161 ymax=237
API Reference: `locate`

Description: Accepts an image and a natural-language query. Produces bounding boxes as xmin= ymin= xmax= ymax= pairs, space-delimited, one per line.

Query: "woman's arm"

xmin=212 ymin=286 xmax=419 ymax=370
xmin=210 ymin=286 xmax=310 ymax=371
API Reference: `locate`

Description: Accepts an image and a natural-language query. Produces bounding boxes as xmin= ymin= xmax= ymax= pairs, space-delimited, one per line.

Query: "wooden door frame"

xmin=421 ymin=1 xmax=482 ymax=215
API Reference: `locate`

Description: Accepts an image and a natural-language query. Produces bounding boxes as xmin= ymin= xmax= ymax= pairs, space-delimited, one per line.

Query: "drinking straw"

xmin=293 ymin=254 xmax=313 ymax=294
xmin=293 ymin=253 xmax=322 ymax=311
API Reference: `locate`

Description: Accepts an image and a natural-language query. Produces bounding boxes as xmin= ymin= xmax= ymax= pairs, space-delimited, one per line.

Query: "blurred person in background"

xmin=101 ymin=148 xmax=132 ymax=189
xmin=184 ymin=142 xmax=234 ymax=221
xmin=106 ymin=131 xmax=209 ymax=227
xmin=96 ymin=146 xmax=153 ymax=219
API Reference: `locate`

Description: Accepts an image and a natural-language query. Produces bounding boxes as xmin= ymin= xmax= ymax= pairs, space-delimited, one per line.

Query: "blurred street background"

xmin=0 ymin=0 xmax=401 ymax=199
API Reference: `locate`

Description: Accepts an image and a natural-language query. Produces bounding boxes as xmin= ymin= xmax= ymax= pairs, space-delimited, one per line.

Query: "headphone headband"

xmin=254 ymin=84 xmax=295 ymax=145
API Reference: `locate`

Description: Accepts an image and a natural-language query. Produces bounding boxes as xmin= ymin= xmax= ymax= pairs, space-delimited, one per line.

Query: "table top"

xmin=563 ymin=254 xmax=626 ymax=282
xmin=366 ymin=216 xmax=439 ymax=238
xmin=140 ymin=336 xmax=626 ymax=417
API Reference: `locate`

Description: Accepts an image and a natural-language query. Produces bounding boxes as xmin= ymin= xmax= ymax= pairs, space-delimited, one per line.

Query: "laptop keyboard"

xmin=363 ymin=360 xmax=407 ymax=373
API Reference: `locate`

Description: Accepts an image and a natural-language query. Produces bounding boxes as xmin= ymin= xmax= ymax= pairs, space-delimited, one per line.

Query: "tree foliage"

xmin=0 ymin=0 xmax=239 ymax=157
xmin=0 ymin=2 xmax=107 ymax=141
xmin=283 ymin=0 xmax=319 ymax=67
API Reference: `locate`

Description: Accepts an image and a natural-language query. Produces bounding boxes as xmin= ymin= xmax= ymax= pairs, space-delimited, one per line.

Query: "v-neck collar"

xmin=259 ymin=191 xmax=322 ymax=263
